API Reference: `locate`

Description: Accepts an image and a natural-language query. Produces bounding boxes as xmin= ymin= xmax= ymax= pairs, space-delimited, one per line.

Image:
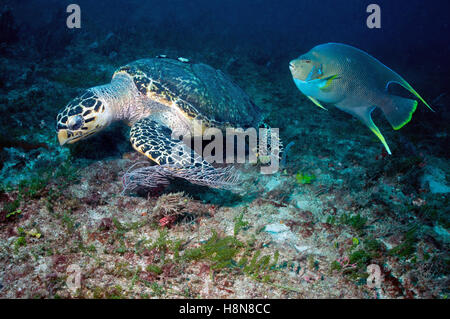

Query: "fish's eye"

xmin=68 ymin=115 xmax=84 ymax=130
xmin=304 ymin=60 xmax=311 ymax=64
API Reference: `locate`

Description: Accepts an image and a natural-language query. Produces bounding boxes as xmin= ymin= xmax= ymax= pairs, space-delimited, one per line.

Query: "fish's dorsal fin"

xmin=307 ymin=96 xmax=328 ymax=110
xmin=386 ymin=80 xmax=434 ymax=112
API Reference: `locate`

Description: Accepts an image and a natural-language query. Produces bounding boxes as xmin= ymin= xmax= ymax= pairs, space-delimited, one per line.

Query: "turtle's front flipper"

xmin=128 ymin=117 xmax=239 ymax=190
xmin=130 ymin=117 xmax=203 ymax=167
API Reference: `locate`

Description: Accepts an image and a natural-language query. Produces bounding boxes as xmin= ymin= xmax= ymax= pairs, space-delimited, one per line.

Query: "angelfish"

xmin=289 ymin=43 xmax=433 ymax=154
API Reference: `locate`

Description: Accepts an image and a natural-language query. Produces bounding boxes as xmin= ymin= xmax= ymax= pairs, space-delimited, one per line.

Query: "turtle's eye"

xmin=68 ymin=115 xmax=84 ymax=130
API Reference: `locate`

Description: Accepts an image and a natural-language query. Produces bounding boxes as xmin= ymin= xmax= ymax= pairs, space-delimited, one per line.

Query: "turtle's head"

xmin=56 ymin=90 xmax=113 ymax=146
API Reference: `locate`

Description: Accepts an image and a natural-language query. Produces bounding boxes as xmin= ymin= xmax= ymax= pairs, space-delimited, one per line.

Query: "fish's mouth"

xmin=58 ymin=129 xmax=101 ymax=146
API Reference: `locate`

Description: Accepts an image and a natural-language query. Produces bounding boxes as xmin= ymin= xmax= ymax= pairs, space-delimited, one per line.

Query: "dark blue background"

xmin=3 ymin=0 xmax=449 ymax=101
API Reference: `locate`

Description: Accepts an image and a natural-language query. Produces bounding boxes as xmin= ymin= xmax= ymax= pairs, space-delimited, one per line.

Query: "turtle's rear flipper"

xmin=129 ymin=117 xmax=239 ymax=190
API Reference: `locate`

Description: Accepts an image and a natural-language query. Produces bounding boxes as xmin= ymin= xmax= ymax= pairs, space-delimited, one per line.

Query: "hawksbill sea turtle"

xmin=55 ymin=56 xmax=272 ymax=192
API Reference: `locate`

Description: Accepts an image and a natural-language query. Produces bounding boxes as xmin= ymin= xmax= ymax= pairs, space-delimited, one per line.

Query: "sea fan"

xmin=121 ymin=162 xmax=240 ymax=194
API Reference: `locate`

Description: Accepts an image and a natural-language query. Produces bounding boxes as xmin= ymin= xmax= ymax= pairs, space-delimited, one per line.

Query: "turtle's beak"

xmin=58 ymin=130 xmax=69 ymax=146
xmin=57 ymin=128 xmax=102 ymax=146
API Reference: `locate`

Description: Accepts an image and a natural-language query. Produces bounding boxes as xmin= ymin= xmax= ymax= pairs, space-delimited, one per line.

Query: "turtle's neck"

xmin=90 ymin=73 xmax=152 ymax=125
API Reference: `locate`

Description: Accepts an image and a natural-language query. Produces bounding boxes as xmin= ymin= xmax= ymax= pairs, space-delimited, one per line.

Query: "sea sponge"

xmin=152 ymin=191 xmax=190 ymax=220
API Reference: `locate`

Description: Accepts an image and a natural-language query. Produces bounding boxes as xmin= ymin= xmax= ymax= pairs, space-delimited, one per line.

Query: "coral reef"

xmin=0 ymin=3 xmax=448 ymax=300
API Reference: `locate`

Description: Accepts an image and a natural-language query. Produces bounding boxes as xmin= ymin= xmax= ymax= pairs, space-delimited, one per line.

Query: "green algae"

xmin=183 ymin=229 xmax=244 ymax=269
xmin=388 ymin=224 xmax=418 ymax=259
xmin=234 ymin=208 xmax=250 ymax=236
xmin=295 ymin=172 xmax=316 ymax=184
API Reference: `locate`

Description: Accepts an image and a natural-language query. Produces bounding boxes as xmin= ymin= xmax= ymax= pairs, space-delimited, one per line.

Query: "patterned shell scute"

xmin=114 ymin=58 xmax=262 ymax=127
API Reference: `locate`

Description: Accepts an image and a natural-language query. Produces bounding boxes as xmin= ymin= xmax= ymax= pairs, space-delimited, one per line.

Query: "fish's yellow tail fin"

xmin=379 ymin=95 xmax=418 ymax=130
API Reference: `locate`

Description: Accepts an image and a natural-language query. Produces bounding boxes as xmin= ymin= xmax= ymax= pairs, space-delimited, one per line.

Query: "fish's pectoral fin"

xmin=307 ymin=96 xmax=328 ymax=110
xmin=318 ymin=74 xmax=340 ymax=91
xmin=387 ymin=80 xmax=434 ymax=112
xmin=354 ymin=106 xmax=392 ymax=155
